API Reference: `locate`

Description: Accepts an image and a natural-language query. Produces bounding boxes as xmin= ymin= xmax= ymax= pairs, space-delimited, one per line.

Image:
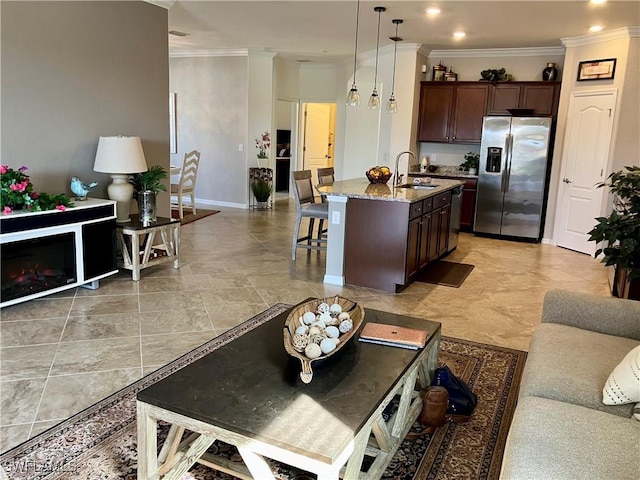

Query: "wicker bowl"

xmin=366 ymin=168 xmax=393 ymax=184
xmin=283 ymin=296 xmax=365 ymax=383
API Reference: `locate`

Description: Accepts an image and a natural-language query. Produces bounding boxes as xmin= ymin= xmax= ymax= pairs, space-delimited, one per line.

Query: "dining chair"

xmin=170 ymin=150 xmax=201 ymax=219
xmin=291 ymin=170 xmax=328 ymax=260
xmin=317 ymin=166 xmax=335 ymax=186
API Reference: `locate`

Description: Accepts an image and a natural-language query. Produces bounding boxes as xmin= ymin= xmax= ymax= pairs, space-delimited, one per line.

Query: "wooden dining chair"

xmin=317 ymin=166 xmax=335 ymax=186
xmin=170 ymin=150 xmax=200 ymax=219
xmin=291 ymin=170 xmax=328 ymax=260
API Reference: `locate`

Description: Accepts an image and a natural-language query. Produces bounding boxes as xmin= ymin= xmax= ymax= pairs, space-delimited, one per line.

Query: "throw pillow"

xmin=603 ymin=345 xmax=640 ymax=405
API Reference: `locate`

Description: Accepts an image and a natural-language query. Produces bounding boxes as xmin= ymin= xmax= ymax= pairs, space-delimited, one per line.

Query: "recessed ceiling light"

xmin=426 ymin=7 xmax=441 ymax=15
xmin=590 ymin=0 xmax=607 ymax=5
xmin=589 ymin=25 xmax=604 ymax=32
xmin=169 ymin=30 xmax=189 ymax=37
xmin=453 ymin=31 xmax=466 ymax=39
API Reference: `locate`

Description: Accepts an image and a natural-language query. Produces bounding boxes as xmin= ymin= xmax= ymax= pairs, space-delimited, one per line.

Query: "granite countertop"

xmin=317 ymin=178 xmax=463 ymax=203
xmin=409 ymin=165 xmax=478 ymax=179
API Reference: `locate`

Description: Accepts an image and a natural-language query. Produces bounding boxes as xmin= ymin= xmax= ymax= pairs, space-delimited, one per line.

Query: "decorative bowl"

xmin=366 ymin=167 xmax=393 ymax=184
xmin=283 ymin=296 xmax=365 ymax=383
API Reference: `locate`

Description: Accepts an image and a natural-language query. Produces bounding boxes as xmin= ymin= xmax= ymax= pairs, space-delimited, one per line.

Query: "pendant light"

xmin=368 ymin=6 xmax=386 ymax=110
xmin=346 ymin=0 xmax=361 ymax=107
xmin=386 ymin=19 xmax=403 ymax=114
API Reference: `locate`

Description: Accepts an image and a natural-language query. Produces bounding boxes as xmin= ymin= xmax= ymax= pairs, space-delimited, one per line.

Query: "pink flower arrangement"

xmin=1 ymin=165 xmax=73 ymax=214
xmin=255 ymin=131 xmax=271 ymax=159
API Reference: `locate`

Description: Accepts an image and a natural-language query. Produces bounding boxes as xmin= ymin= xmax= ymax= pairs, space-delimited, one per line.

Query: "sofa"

xmin=500 ymin=289 xmax=640 ymax=480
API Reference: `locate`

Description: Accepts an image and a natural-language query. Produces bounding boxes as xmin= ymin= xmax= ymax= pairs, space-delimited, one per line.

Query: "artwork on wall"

xmin=169 ymin=93 xmax=177 ymax=153
xmin=577 ymin=58 xmax=616 ymax=81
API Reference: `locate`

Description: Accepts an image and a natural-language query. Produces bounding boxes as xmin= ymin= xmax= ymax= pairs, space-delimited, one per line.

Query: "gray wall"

xmin=1 ymin=1 xmax=170 ymax=214
xmin=169 ymin=56 xmax=248 ymax=207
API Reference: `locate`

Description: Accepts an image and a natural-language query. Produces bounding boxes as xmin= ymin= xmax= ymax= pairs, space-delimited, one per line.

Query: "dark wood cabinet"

xmin=487 ymin=81 xmax=560 ymax=116
xmin=406 ymin=216 xmax=421 ymax=280
xmin=437 ymin=205 xmax=451 ymax=257
xmin=418 ymin=82 xmax=488 ymax=144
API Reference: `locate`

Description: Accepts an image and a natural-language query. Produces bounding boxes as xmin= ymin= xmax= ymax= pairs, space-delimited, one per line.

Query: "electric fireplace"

xmin=1 ymin=199 xmax=118 ymax=308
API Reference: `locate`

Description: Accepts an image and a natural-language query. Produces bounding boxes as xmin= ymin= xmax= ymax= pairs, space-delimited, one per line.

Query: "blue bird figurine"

xmin=70 ymin=177 xmax=98 ymax=200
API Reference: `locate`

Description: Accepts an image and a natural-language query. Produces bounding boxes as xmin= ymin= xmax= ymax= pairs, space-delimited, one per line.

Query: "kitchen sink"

xmin=397 ymin=183 xmax=439 ymax=190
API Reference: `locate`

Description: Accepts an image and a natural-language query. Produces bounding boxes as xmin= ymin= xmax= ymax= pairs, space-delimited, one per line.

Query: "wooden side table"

xmin=115 ymin=215 xmax=180 ymax=281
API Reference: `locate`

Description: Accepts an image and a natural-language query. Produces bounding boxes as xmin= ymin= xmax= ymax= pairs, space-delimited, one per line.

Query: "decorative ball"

xmin=329 ymin=303 xmax=342 ymax=315
xmin=305 ymin=343 xmax=322 ymax=359
xmin=295 ymin=325 xmax=308 ymax=335
xmin=308 ymin=326 xmax=321 ymax=336
xmin=339 ymin=319 xmax=353 ymax=333
xmin=319 ymin=312 xmax=332 ymax=323
xmin=320 ymin=338 xmax=336 ymax=354
xmin=309 ymin=333 xmax=325 ymax=345
xmin=338 ymin=312 xmax=350 ymax=321
xmin=302 ymin=311 xmax=316 ymax=325
xmin=325 ymin=326 xmax=340 ymax=338
xmin=292 ymin=333 xmax=309 ymax=351
xmin=312 ymin=320 xmax=327 ymax=330
xmin=317 ymin=303 xmax=330 ymax=314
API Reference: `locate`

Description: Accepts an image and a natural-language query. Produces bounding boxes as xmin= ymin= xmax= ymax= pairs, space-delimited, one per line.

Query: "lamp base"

xmin=106 ymin=174 xmax=134 ymax=223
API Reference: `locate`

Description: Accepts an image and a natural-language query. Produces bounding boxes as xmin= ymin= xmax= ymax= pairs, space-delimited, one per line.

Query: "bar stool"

xmin=291 ymin=170 xmax=328 ymax=260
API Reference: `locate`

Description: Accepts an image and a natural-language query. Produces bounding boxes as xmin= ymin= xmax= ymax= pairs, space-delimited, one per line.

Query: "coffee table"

xmin=137 ymin=307 xmax=441 ymax=480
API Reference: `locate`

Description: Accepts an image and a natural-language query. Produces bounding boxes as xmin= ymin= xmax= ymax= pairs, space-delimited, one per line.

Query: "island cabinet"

xmin=417 ymin=82 xmax=489 ymax=144
xmin=487 ymin=81 xmax=561 ymax=116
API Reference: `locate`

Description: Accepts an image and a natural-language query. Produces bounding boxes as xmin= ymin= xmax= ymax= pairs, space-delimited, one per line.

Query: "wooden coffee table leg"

xmin=237 ymin=446 xmax=277 ymax=480
xmin=137 ymin=401 xmax=159 ymax=480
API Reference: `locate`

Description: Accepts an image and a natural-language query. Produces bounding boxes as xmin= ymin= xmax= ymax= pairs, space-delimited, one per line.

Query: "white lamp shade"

xmin=93 ymin=136 xmax=148 ymax=174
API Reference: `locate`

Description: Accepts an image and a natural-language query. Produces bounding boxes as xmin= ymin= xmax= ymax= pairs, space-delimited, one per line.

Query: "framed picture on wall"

xmin=577 ymin=58 xmax=616 ymax=81
xmin=169 ymin=93 xmax=177 ymax=154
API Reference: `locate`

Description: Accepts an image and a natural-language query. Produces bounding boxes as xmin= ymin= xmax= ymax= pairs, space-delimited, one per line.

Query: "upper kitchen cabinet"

xmin=417 ymin=82 xmax=489 ymax=144
xmin=488 ymin=81 xmax=561 ymax=116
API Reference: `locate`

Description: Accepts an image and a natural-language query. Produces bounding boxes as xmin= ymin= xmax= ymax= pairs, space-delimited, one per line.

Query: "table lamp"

xmin=93 ymin=135 xmax=148 ymax=223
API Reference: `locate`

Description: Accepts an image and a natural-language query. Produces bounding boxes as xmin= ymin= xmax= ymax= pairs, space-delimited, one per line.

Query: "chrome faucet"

xmin=394 ymin=151 xmax=416 ymax=186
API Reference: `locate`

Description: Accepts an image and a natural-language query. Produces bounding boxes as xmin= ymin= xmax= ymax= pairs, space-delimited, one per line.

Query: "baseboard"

xmin=541 ymin=237 xmax=554 ymax=245
xmin=194 ymin=198 xmax=246 ymax=209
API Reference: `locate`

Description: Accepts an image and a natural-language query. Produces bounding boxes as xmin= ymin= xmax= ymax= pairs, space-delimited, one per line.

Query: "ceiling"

xmin=167 ymin=1 xmax=640 ymax=61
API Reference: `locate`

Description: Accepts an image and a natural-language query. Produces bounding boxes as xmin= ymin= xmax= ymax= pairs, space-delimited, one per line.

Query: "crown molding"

xmin=562 ymin=26 xmax=640 ymax=47
xmin=143 ymin=0 xmax=174 ymax=9
xmin=424 ymin=46 xmax=565 ymax=59
xmin=170 ymin=49 xmax=248 ymax=58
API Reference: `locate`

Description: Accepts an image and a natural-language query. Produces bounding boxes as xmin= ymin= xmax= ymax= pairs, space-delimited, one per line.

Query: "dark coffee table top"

xmin=138 ymin=307 xmax=441 ymax=464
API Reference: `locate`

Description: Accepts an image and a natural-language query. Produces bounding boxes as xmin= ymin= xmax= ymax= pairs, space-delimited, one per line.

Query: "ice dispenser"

xmin=486 ymin=147 xmax=502 ymax=173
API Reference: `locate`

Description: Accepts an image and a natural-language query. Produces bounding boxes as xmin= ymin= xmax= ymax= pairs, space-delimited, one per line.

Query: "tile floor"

xmin=0 ymin=199 xmax=610 ymax=452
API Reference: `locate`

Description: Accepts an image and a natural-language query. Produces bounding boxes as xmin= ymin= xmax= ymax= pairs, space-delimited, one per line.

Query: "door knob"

xmin=563 ymin=178 xmax=572 ymax=184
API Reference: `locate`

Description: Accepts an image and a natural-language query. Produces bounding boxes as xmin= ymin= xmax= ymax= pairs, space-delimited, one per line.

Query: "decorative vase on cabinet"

xmin=542 ymin=63 xmax=558 ymax=81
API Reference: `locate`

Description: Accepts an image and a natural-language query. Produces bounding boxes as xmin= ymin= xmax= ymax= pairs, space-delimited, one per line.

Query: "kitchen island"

xmin=317 ymin=178 xmax=463 ymax=292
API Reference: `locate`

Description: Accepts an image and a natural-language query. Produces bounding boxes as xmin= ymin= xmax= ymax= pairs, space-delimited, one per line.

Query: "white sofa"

xmin=500 ymin=289 xmax=640 ymax=480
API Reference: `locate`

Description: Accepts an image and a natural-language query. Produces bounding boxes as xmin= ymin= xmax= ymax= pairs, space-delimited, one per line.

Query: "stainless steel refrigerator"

xmin=474 ymin=116 xmax=552 ymax=240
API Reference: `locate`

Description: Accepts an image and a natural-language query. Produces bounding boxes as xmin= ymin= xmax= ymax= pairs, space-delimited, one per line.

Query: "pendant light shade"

xmin=386 ymin=19 xmax=403 ymax=114
xmin=347 ymin=0 xmax=361 ymax=107
xmin=368 ymin=6 xmax=386 ymax=110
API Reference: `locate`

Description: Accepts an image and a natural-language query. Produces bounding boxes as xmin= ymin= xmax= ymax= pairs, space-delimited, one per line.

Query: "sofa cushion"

xmin=519 ymin=323 xmax=640 ymax=417
xmin=603 ymin=345 xmax=640 ymax=405
xmin=500 ymin=396 xmax=640 ymax=480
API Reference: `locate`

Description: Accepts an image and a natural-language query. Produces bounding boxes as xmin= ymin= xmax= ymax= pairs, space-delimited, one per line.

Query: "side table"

xmin=115 ymin=215 xmax=180 ymax=281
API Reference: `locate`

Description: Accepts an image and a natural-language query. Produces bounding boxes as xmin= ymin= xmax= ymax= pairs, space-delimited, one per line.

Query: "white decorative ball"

xmin=325 ymin=326 xmax=340 ymax=338
xmin=309 ymin=333 xmax=325 ymax=345
xmin=317 ymin=302 xmax=330 ymax=314
xmin=312 ymin=320 xmax=327 ymax=330
xmin=292 ymin=333 xmax=309 ymax=351
xmin=319 ymin=312 xmax=332 ymax=323
xmin=295 ymin=325 xmax=309 ymax=335
xmin=320 ymin=338 xmax=336 ymax=354
xmin=338 ymin=312 xmax=351 ymax=321
xmin=329 ymin=303 xmax=342 ymax=315
xmin=305 ymin=343 xmax=322 ymax=359
xmin=308 ymin=326 xmax=321 ymax=336
xmin=303 ymin=311 xmax=317 ymax=325
xmin=339 ymin=319 xmax=353 ymax=333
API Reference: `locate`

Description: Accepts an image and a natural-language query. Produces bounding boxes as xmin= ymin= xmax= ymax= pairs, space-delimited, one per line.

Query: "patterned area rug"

xmin=0 ymin=304 xmax=526 ymax=480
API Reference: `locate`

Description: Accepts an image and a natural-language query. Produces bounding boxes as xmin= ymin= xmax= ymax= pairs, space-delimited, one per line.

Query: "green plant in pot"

xmin=251 ymin=178 xmax=273 ymax=207
xmin=460 ymin=152 xmax=480 ymax=174
xmin=129 ymin=165 xmax=168 ymax=223
xmin=588 ymin=165 xmax=640 ymax=300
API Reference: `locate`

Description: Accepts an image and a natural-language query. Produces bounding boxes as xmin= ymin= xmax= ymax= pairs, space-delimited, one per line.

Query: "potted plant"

xmin=255 ymin=131 xmax=271 ymax=168
xmin=588 ymin=165 xmax=640 ymax=300
xmin=251 ymin=178 xmax=272 ymax=209
xmin=460 ymin=152 xmax=479 ymax=174
xmin=129 ymin=165 xmax=168 ymax=223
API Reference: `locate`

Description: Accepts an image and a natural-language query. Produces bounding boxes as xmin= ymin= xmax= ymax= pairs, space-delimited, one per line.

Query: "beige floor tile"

xmin=70 ymin=295 xmax=139 ymax=316
xmin=50 ymin=337 xmax=141 ymax=375
xmin=0 ymin=424 xmax=31 ymax=452
xmin=0 ymin=344 xmax=58 ymax=381
xmin=1 ymin=378 xmax=47 ymax=425
xmin=74 ymin=278 xmax=138 ymax=297
xmin=0 ymin=298 xmax=73 ymax=322
xmin=139 ymin=290 xmax=205 ymax=313
xmin=141 ymin=331 xmax=219 ymax=366
xmin=140 ymin=308 xmax=213 ymax=335
xmin=61 ymin=313 xmax=140 ymax=342
xmin=0 ymin=318 xmax=66 ymax=347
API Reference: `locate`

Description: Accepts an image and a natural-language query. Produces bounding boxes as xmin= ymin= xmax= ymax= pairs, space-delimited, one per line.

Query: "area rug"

xmin=171 ymin=209 xmax=220 ymax=225
xmin=0 ymin=304 xmax=526 ymax=480
xmin=416 ymin=260 xmax=475 ymax=288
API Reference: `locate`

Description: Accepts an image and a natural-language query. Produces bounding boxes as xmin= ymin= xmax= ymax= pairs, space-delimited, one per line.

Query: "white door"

xmin=555 ymin=90 xmax=616 ymax=254
xmin=303 ymin=103 xmax=333 ymax=186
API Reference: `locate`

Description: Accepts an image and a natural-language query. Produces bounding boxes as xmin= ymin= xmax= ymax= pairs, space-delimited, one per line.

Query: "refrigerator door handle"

xmin=504 ymin=134 xmax=514 ymax=193
xmin=501 ymin=134 xmax=510 ymax=193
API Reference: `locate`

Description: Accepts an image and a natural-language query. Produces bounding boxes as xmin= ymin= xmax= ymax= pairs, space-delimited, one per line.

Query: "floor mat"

xmin=416 ymin=260 xmax=475 ymax=287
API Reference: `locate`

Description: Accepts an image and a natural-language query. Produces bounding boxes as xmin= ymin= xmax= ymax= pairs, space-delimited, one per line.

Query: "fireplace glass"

xmin=1 ymin=232 xmax=76 ymax=304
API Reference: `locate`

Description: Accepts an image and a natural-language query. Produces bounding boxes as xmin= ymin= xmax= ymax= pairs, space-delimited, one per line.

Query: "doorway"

xmin=302 ymin=103 xmax=336 ymax=187
xmin=554 ymin=89 xmax=617 ymax=254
